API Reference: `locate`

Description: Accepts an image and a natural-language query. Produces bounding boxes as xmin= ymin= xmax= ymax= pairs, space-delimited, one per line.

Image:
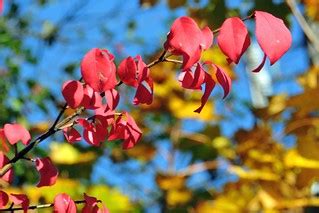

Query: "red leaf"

xmin=211 ymin=63 xmax=232 ymax=98
xmin=97 ymin=205 xmax=110 ymax=213
xmin=10 ymin=194 xmax=29 ymax=213
xmin=133 ymin=79 xmax=153 ymax=105
xmin=4 ymin=123 xmax=31 ymax=145
xmin=35 ymin=157 xmax=58 ymax=187
xmin=95 ymin=106 xmax=116 ymax=124
xmin=133 ymin=58 xmax=153 ymax=105
xmin=108 ymin=112 xmax=142 ymax=149
xmin=194 ymin=71 xmax=216 ymax=113
xmin=63 ymin=127 xmax=81 ymax=143
xmin=81 ymin=84 xmax=94 ymax=108
xmin=80 ymin=84 xmax=103 ymax=109
xmin=178 ymin=64 xmax=217 ymax=113
xmin=82 ymin=193 xmax=99 ymax=213
xmin=252 ymin=54 xmax=267 ymax=73
xmin=77 ymin=118 xmax=90 ymax=129
xmin=178 ymin=70 xmax=194 ymax=89
xmin=104 ymin=89 xmax=120 ymax=111
xmin=179 ymin=64 xmax=206 ymax=90
xmin=255 ymin=11 xmax=292 ymax=65
xmin=118 ymin=55 xmax=153 ymax=105
xmin=217 ymin=17 xmax=250 ymax=64
xmin=108 ymin=119 xmax=127 ymax=141
xmin=90 ymin=91 xmax=103 ymax=109
xmin=0 ymin=152 xmax=13 ymax=184
xmin=54 ymin=193 xmax=76 ymax=213
xmin=0 ymin=129 xmax=9 ymax=153
xmin=164 ymin=16 xmax=213 ymax=69
xmin=62 ymin=80 xmax=84 ymax=109
xmin=117 ymin=55 xmax=149 ymax=87
xmin=83 ymin=129 xmax=101 ymax=147
xmin=191 ymin=64 xmax=206 ymax=89
xmin=123 ymin=113 xmax=142 ymax=149
xmin=117 ymin=56 xmax=139 ymax=87
xmin=94 ymin=116 xmax=109 ymax=142
xmin=0 ymin=191 xmax=8 ymax=208
xmin=78 ymin=118 xmax=108 ymax=147
xmin=81 ymin=48 xmax=117 ymax=92
xmin=200 ymin=26 xmax=214 ymax=51
xmin=82 ymin=194 xmax=109 ymax=213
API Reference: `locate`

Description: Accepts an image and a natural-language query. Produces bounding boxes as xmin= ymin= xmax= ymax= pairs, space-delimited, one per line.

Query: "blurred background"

xmin=0 ymin=0 xmax=318 ymax=212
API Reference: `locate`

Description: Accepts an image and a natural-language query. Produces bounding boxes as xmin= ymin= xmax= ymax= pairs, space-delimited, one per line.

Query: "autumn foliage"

xmin=0 ymin=4 xmax=293 ymax=212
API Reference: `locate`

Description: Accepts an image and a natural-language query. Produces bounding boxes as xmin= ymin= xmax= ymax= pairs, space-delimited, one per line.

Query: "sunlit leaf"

xmin=166 ymin=188 xmax=192 ymax=206
xmin=156 ymin=174 xmax=185 ymax=190
xmin=49 ymin=142 xmax=96 ymax=165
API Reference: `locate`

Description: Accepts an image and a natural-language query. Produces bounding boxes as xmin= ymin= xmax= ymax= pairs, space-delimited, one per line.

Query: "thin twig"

xmin=163 ymin=58 xmax=183 ymax=64
xmin=178 ymin=160 xmax=218 ymax=177
xmin=0 ymin=199 xmax=101 ymax=211
xmin=147 ymin=50 xmax=167 ymax=68
xmin=50 ymin=103 xmax=68 ymax=130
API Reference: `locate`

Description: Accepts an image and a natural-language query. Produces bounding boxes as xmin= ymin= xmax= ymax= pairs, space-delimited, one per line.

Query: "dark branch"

xmin=0 ymin=199 xmax=101 ymax=211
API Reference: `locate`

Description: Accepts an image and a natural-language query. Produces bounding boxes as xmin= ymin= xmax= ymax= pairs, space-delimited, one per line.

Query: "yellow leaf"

xmin=212 ymin=137 xmax=236 ymax=159
xmin=297 ymin=134 xmax=319 ymax=160
xmin=248 ymin=149 xmax=277 ymax=163
xmin=303 ymin=0 xmax=319 ymax=20
xmin=286 ymin=88 xmax=319 ymax=117
xmin=50 ymin=142 xmax=96 ymax=165
xmin=6 ymin=180 xmax=134 ymax=212
xmin=156 ymin=173 xmax=185 ymax=190
xmin=298 ymin=66 xmax=319 ymax=89
xmin=87 ymin=185 xmax=133 ymax=212
xmin=166 ymin=188 xmax=192 ymax=206
xmin=153 ymin=68 xmax=180 ymax=98
xmin=257 ymin=189 xmax=278 ymax=209
xmin=168 ymin=94 xmax=217 ymax=122
xmin=229 ymin=166 xmax=279 ymax=181
xmin=285 ymin=149 xmax=319 ymax=169
xmin=24 ymin=178 xmax=82 ymax=203
xmin=268 ymin=94 xmax=287 ymax=115
xmin=30 ymin=122 xmax=50 ymax=134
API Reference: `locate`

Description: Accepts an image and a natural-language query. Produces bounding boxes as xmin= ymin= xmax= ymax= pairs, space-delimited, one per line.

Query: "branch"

xmin=0 ymin=12 xmax=251 ymax=178
xmin=178 ymin=160 xmax=218 ymax=177
xmin=286 ymin=0 xmax=319 ymax=53
xmin=50 ymin=103 xmax=68 ymax=130
xmin=0 ymin=199 xmax=101 ymax=212
xmin=0 ymin=51 xmax=171 ymax=177
xmin=163 ymin=58 xmax=183 ymax=65
xmin=0 ymin=106 xmax=85 ymax=177
xmin=147 ymin=50 xmax=167 ymax=68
